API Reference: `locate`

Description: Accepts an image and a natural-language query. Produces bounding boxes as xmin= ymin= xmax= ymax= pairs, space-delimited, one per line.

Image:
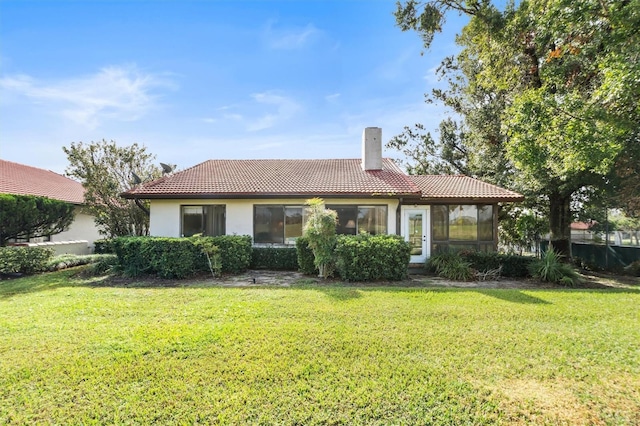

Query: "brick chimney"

xmin=361 ymin=127 xmax=382 ymax=171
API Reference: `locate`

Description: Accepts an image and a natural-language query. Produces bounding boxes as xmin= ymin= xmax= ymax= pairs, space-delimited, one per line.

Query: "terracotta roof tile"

xmin=123 ymin=158 xmax=421 ymax=198
xmin=0 ymin=159 xmax=85 ymax=204
xmin=409 ymin=175 xmax=524 ymax=202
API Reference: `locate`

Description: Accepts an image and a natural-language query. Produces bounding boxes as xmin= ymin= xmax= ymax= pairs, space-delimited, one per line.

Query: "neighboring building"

xmin=122 ymin=128 xmax=523 ymax=263
xmin=0 ymin=159 xmax=101 ymax=254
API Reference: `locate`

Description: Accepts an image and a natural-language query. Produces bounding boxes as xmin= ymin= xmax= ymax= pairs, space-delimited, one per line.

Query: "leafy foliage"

xmin=251 ymin=247 xmax=298 ymax=271
xmin=393 ymin=0 xmax=640 ymax=256
xmin=0 ymin=246 xmax=54 ymax=274
xmin=334 ymin=234 xmax=411 ymax=281
xmin=303 ymin=198 xmax=337 ymax=278
xmin=426 ymin=251 xmax=474 ymax=281
xmin=295 ymin=236 xmax=318 ymax=275
xmin=63 ymin=140 xmax=163 ymax=238
xmin=46 ymin=254 xmax=118 ymax=272
xmin=0 ymin=194 xmax=75 ymax=246
xmin=529 ymin=248 xmax=581 ymax=286
xmin=206 ymin=235 xmax=252 ymax=273
xmin=460 ymin=251 xmax=534 ymax=278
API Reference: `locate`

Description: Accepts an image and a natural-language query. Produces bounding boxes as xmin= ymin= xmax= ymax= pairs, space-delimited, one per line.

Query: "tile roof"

xmin=408 ymin=175 xmax=524 ymax=202
xmin=123 ymin=158 xmax=422 ymax=198
xmin=0 ymin=159 xmax=85 ymax=204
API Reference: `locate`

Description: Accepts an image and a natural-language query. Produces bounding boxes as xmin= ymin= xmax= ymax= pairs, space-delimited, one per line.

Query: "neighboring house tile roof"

xmin=123 ymin=158 xmax=422 ymax=198
xmin=408 ymin=175 xmax=524 ymax=202
xmin=0 ymin=159 xmax=85 ymax=204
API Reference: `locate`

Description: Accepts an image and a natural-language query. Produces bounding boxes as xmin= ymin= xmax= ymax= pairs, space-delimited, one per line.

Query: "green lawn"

xmin=1 ymin=270 xmax=639 ymax=425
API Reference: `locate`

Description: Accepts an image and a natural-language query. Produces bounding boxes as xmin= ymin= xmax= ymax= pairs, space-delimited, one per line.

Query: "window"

xmin=326 ymin=205 xmax=387 ymax=235
xmin=431 ymin=204 xmax=494 ymax=252
xmin=254 ymin=205 xmax=305 ymax=244
xmin=181 ymin=205 xmax=225 ymax=237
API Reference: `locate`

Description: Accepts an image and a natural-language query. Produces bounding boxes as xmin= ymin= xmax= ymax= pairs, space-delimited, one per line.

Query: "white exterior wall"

xmin=149 ymin=198 xmax=400 ymax=238
xmin=49 ymin=207 xmax=102 ymax=247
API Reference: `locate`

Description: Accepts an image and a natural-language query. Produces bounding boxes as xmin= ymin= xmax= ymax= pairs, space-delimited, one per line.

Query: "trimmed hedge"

xmin=335 ymin=234 xmax=411 ymax=281
xmin=251 ymin=247 xmax=298 ymax=270
xmin=460 ymin=251 xmax=534 ymax=278
xmin=296 ymin=236 xmax=318 ymax=275
xmin=112 ymin=237 xmax=208 ymax=279
xmin=111 ymin=235 xmax=250 ymax=278
xmin=93 ymin=239 xmax=115 ymax=254
xmin=0 ymin=246 xmax=54 ymax=274
xmin=207 ymin=235 xmax=252 ymax=273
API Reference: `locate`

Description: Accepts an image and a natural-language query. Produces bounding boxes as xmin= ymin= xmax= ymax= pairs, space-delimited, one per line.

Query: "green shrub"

xmin=251 ymin=247 xmax=299 ymax=270
xmin=87 ymin=254 xmax=119 ymax=275
xmin=296 ymin=236 xmax=318 ymax=275
xmin=207 ymin=235 xmax=252 ymax=273
xmin=334 ymin=234 xmax=411 ymax=281
xmin=0 ymin=246 xmax=54 ymax=274
xmin=111 ymin=236 xmax=229 ymax=279
xmin=529 ymin=248 xmax=581 ymax=286
xmin=46 ymin=254 xmax=116 ymax=271
xmin=112 ymin=236 xmax=213 ymax=279
xmin=624 ymin=260 xmax=640 ymax=277
xmin=93 ymin=239 xmax=115 ymax=254
xmin=190 ymin=237 xmax=222 ymax=277
xmin=460 ymin=251 xmax=534 ymax=278
xmin=427 ymin=251 xmax=474 ymax=281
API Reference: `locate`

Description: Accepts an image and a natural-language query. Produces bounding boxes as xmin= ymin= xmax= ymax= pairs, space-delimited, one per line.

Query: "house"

xmin=0 ymin=159 xmax=101 ymax=254
xmin=122 ymin=128 xmax=523 ymax=263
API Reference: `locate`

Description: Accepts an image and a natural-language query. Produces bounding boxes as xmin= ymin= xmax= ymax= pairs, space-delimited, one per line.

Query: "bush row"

xmin=460 ymin=251 xmax=534 ymax=278
xmin=251 ymin=247 xmax=299 ymax=270
xmin=335 ymin=234 xmax=411 ymax=281
xmin=0 ymin=246 xmax=54 ymax=274
xmin=110 ymin=235 xmax=252 ymax=278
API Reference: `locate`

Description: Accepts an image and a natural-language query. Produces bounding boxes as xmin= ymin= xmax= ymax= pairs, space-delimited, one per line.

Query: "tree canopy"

xmin=0 ymin=194 xmax=75 ymax=246
xmin=63 ymin=140 xmax=163 ymax=238
xmin=392 ymin=0 xmax=640 ymax=256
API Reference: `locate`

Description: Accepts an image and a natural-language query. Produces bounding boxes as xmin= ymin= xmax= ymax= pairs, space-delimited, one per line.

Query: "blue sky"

xmin=0 ymin=1 xmax=466 ymax=175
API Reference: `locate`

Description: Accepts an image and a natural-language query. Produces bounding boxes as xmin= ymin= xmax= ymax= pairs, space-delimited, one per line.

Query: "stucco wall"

xmin=49 ymin=207 xmax=102 ymax=250
xmin=149 ymin=198 xmax=400 ymax=238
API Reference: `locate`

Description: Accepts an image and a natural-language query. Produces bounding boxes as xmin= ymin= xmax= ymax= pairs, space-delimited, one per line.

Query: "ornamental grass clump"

xmin=529 ymin=247 xmax=581 ymax=286
xmin=427 ymin=251 xmax=474 ymax=281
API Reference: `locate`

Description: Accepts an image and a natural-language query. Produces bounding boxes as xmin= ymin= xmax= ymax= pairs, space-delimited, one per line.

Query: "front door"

xmin=404 ymin=209 xmax=429 ymax=264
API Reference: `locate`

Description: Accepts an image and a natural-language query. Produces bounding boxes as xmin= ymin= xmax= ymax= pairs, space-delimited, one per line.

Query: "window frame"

xmin=253 ymin=205 xmax=306 ymax=245
xmin=326 ymin=204 xmax=388 ymax=236
xmin=180 ymin=205 xmax=226 ymax=237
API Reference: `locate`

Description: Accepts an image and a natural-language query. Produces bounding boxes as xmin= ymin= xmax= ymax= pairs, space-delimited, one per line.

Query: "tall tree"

xmin=393 ymin=0 xmax=640 ymax=256
xmin=63 ymin=140 xmax=163 ymax=238
xmin=0 ymin=194 xmax=75 ymax=246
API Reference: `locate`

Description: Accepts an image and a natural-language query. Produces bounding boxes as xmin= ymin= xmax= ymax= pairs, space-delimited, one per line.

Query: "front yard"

xmin=1 ymin=269 xmax=639 ymax=424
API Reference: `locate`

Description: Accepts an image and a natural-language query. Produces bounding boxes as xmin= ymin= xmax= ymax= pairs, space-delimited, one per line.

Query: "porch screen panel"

xmin=478 ymin=205 xmax=493 ymax=241
xmin=449 ymin=205 xmax=478 ymax=241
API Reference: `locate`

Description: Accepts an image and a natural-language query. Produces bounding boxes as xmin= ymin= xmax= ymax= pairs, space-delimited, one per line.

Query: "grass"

xmin=1 ymin=269 xmax=639 ymax=424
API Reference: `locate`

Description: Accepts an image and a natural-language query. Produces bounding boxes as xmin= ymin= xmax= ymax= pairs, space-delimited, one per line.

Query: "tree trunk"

xmin=549 ymin=191 xmax=572 ymax=258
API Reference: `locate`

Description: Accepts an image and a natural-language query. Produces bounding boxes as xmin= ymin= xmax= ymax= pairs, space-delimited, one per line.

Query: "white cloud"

xmin=264 ymin=21 xmax=319 ymax=50
xmin=0 ymin=65 xmax=173 ymax=129
xmin=247 ymin=92 xmax=301 ymax=131
xmin=325 ymin=93 xmax=341 ymax=102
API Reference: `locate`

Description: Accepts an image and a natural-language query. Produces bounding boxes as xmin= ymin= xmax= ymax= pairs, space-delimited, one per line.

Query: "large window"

xmin=326 ymin=205 xmax=387 ymax=235
xmin=254 ymin=205 xmax=305 ymax=244
xmin=431 ymin=204 xmax=494 ymax=253
xmin=181 ymin=205 xmax=226 ymax=237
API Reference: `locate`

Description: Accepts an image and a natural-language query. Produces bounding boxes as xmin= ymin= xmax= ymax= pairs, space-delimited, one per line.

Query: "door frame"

xmin=401 ymin=206 xmax=430 ymax=264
